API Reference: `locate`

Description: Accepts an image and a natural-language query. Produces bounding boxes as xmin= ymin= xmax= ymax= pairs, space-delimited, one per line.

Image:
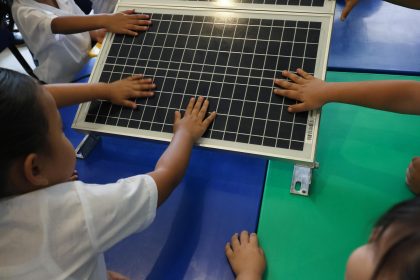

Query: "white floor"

xmin=0 ymin=45 xmax=35 ymax=74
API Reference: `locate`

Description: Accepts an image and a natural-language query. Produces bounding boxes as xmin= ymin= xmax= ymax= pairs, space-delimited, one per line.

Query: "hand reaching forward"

xmin=107 ymin=75 xmax=156 ymax=108
xmin=173 ymin=96 xmax=217 ymax=143
xmin=225 ymin=231 xmax=266 ymax=280
xmin=104 ymin=10 xmax=151 ymax=36
xmin=273 ymin=68 xmax=328 ymax=113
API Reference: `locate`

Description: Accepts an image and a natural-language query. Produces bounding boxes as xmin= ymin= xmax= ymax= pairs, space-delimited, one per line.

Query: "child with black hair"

xmin=273 ymin=69 xmax=420 ymax=195
xmin=11 ymin=0 xmax=151 ymax=83
xmin=346 ymin=196 xmax=420 ymax=279
xmin=224 ymin=197 xmax=420 ymax=280
xmin=0 ymin=68 xmax=216 ymax=279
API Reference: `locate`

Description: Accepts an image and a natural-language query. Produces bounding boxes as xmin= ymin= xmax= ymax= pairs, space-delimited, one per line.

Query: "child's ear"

xmin=23 ymin=153 xmax=49 ymax=186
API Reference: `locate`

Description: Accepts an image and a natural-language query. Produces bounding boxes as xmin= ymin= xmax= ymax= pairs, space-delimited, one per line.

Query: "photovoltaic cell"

xmin=189 ymin=0 xmax=325 ymax=7
xmin=84 ymin=13 xmax=321 ymax=151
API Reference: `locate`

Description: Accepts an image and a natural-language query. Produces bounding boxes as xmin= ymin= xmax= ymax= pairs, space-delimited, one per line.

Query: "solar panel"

xmin=189 ymin=0 xmax=325 ymax=7
xmin=73 ymin=1 xmax=333 ymax=163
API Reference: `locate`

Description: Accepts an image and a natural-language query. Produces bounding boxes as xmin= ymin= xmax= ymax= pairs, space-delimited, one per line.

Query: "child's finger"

xmin=274 ymin=79 xmax=298 ymax=90
xmin=192 ymin=96 xmax=204 ymax=115
xmin=225 ymin=242 xmax=234 ymax=259
xmin=296 ymin=68 xmax=313 ymax=80
xmin=137 ymin=78 xmax=154 ymax=84
xmin=174 ymin=111 xmax=181 ymax=123
xmin=198 ymin=99 xmax=209 ymax=120
xmin=123 ymin=29 xmax=138 ymax=36
xmin=231 ymin=233 xmax=240 ymax=250
xmin=288 ymin=103 xmax=307 ymax=113
xmin=121 ymin=9 xmax=135 ymax=15
xmin=282 ymin=70 xmax=302 ymax=84
xmin=138 ymin=83 xmax=156 ymax=91
xmin=249 ymin=232 xmax=259 ymax=246
xmin=132 ymin=14 xmax=151 ymax=20
xmin=128 ymin=24 xmax=149 ymax=31
xmin=121 ymin=100 xmax=137 ymax=109
xmin=273 ymin=88 xmax=301 ymax=101
xmin=134 ymin=19 xmax=152 ymax=26
xmin=202 ymin=111 xmax=216 ymax=128
xmin=127 ymin=74 xmax=144 ymax=81
xmin=185 ymin=97 xmax=196 ymax=115
xmin=240 ymin=230 xmax=250 ymax=244
xmin=136 ymin=91 xmax=154 ymax=98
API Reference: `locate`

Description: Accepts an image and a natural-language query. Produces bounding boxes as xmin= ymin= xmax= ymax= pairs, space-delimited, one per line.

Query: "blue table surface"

xmin=60 ymin=105 xmax=267 ymax=279
xmin=329 ymin=0 xmax=420 ymax=75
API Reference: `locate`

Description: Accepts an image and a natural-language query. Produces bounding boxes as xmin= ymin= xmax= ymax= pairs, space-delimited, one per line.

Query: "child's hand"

xmin=90 ymin=29 xmax=107 ymax=43
xmin=340 ymin=0 xmax=359 ymax=21
xmin=104 ymin=10 xmax=151 ymax=36
xmin=273 ymin=68 xmax=328 ymax=113
xmin=173 ymin=96 xmax=217 ymax=143
xmin=107 ymin=75 xmax=156 ymax=108
xmin=406 ymin=157 xmax=420 ymax=195
xmin=225 ymin=231 xmax=266 ymax=280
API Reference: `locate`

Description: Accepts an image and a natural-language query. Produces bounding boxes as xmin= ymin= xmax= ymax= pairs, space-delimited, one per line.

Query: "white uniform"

xmin=0 ymin=175 xmax=157 ymax=280
xmin=12 ymin=0 xmax=91 ymax=83
xmin=90 ymin=0 xmax=117 ymax=13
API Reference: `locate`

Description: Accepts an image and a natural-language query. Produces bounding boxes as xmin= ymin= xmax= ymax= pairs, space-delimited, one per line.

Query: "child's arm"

xmin=274 ymin=69 xmax=420 ymax=114
xmin=147 ymin=97 xmax=217 ymax=206
xmin=45 ymin=75 xmax=155 ymax=108
xmin=51 ymin=10 xmax=151 ymax=36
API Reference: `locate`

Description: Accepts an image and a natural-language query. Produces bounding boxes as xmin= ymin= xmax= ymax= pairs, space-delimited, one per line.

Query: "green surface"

xmin=258 ymin=72 xmax=420 ymax=280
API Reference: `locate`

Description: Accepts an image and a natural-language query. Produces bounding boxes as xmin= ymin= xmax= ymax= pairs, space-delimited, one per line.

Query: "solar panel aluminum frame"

xmin=124 ymin=0 xmax=336 ymax=15
xmin=72 ymin=2 xmax=333 ymax=166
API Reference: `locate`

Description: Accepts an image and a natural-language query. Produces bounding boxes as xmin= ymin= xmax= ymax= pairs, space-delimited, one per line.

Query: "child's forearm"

xmin=323 ymin=80 xmax=420 ymax=114
xmin=149 ymin=130 xmax=195 ymax=206
xmin=51 ymin=15 xmax=109 ymax=34
xmin=386 ymin=0 xmax=420 ymax=9
xmin=45 ymin=83 xmax=109 ymax=107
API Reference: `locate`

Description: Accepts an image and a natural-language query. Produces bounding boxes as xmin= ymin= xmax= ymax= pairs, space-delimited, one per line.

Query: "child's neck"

xmin=36 ymin=0 xmax=59 ymax=9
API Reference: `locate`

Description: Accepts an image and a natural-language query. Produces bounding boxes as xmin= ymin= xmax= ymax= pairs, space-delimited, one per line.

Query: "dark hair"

xmin=371 ymin=197 xmax=420 ymax=279
xmin=0 ymin=68 xmax=48 ymax=194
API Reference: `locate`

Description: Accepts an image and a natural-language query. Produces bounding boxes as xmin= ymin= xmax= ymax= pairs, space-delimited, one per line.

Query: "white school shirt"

xmin=12 ymin=0 xmax=91 ymax=83
xmin=90 ymin=0 xmax=117 ymax=13
xmin=0 ymin=175 xmax=157 ymax=280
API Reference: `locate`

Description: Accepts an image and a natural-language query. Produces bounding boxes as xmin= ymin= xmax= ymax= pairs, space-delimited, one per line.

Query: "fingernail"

xmin=251 ymin=233 xmax=256 ymax=236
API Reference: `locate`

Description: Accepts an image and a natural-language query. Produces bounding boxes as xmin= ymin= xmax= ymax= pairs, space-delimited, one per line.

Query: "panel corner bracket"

xmin=290 ymin=162 xmax=318 ymax=196
xmin=75 ymin=134 xmax=101 ymax=159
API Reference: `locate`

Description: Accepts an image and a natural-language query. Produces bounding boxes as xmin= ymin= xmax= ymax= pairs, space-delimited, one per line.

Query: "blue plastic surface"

xmin=329 ymin=0 xmax=420 ymax=75
xmin=60 ymin=105 xmax=267 ymax=279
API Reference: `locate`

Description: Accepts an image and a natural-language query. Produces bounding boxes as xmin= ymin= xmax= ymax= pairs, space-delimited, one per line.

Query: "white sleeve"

xmin=75 ymin=175 xmax=158 ymax=253
xmin=13 ymin=6 xmax=56 ymax=36
xmin=90 ymin=0 xmax=117 ymax=13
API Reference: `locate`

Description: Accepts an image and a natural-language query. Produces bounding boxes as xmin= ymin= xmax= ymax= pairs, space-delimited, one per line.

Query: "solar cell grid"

xmin=189 ymin=0 xmax=325 ymax=7
xmin=84 ymin=13 xmax=322 ymax=151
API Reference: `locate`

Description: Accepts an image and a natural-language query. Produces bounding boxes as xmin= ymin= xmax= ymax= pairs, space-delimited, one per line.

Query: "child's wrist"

xmin=173 ymin=128 xmax=196 ymax=145
xmin=97 ymin=14 xmax=111 ymax=29
xmin=95 ymin=82 xmax=113 ymax=100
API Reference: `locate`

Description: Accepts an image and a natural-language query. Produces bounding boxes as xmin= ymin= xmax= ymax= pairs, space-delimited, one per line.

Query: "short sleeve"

xmin=13 ymin=6 xmax=56 ymax=35
xmin=75 ymin=175 xmax=158 ymax=253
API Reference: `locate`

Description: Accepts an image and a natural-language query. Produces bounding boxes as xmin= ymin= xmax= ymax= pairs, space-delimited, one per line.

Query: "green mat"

xmin=257 ymin=72 xmax=420 ymax=280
